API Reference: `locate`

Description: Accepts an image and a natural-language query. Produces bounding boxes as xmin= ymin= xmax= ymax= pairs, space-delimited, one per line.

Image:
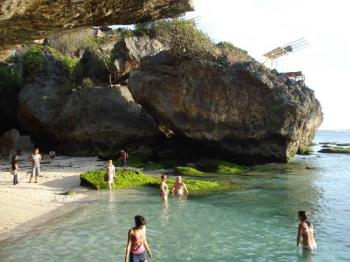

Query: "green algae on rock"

xmin=175 ymin=166 xmax=204 ymax=176
xmin=319 ymin=147 xmax=350 ymax=154
xmin=80 ymin=169 xmax=238 ymax=193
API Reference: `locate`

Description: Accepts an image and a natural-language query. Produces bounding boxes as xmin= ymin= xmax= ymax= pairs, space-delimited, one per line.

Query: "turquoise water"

xmin=0 ymin=130 xmax=350 ymax=261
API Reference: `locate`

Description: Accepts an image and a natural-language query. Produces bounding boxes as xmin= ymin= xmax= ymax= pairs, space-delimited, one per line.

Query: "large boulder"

xmin=0 ymin=128 xmax=19 ymax=157
xmin=18 ymin=54 xmax=160 ymax=155
xmin=112 ymin=36 xmax=166 ymax=82
xmin=128 ymin=52 xmax=323 ymax=163
xmin=0 ymin=0 xmax=194 ymax=59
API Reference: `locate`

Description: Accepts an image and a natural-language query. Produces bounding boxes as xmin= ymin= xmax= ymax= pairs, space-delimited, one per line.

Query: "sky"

xmin=186 ymin=0 xmax=350 ymax=130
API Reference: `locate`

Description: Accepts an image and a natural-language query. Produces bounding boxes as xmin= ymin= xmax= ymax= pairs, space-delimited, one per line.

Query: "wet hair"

xmin=134 ymin=215 xmax=146 ymax=229
xmin=298 ymin=211 xmax=311 ymax=227
xmin=161 ymin=175 xmax=167 ymax=180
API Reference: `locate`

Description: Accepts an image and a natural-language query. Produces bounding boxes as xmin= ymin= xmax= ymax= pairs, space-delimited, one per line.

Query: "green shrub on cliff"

xmin=150 ymin=19 xmax=219 ymax=58
xmin=47 ymin=47 xmax=79 ymax=74
xmin=216 ymin=41 xmax=250 ymax=62
xmin=22 ymin=45 xmax=45 ymax=77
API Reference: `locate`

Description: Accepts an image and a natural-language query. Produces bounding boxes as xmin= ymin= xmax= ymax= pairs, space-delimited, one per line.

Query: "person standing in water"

xmin=119 ymin=150 xmax=128 ymax=170
xmin=296 ymin=211 xmax=317 ymax=250
xmin=125 ymin=215 xmax=152 ymax=262
xmin=160 ymin=175 xmax=169 ymax=201
xmin=171 ymin=176 xmax=189 ymax=196
xmin=29 ymin=148 xmax=41 ymax=183
xmin=11 ymin=158 xmax=19 ymax=185
xmin=106 ymin=160 xmax=116 ymax=190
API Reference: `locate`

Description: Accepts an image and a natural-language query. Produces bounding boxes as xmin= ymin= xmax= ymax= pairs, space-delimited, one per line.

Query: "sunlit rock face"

xmin=0 ymin=0 xmax=193 ymax=58
xmin=129 ymin=51 xmax=323 ymax=163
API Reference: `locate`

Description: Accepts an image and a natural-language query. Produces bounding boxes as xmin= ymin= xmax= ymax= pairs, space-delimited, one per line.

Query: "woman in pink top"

xmin=125 ymin=215 xmax=152 ymax=262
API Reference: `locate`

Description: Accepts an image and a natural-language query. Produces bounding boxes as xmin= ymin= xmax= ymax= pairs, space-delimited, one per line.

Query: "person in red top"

xmin=119 ymin=150 xmax=128 ymax=170
xmin=125 ymin=215 xmax=152 ymax=262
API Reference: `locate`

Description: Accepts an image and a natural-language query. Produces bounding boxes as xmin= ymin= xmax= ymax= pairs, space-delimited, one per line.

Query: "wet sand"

xmin=0 ymin=154 xmax=103 ymax=237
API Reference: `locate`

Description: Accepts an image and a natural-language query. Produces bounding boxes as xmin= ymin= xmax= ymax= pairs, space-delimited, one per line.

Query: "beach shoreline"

xmin=0 ymin=155 xmax=103 ymax=240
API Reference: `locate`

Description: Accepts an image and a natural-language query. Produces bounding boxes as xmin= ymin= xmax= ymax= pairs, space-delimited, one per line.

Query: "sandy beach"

xmin=0 ymin=154 xmax=103 ymax=237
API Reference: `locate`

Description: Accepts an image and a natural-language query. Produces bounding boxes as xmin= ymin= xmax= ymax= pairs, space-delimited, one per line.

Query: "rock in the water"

xmin=129 ymin=52 xmax=323 ymax=163
xmin=112 ymin=36 xmax=167 ymax=82
xmin=18 ymin=54 xmax=160 ymax=155
xmin=0 ymin=0 xmax=194 ymax=58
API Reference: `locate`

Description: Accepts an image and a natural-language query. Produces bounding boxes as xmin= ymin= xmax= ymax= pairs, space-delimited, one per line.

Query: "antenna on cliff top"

xmin=263 ymin=37 xmax=309 ymax=81
xmin=263 ymin=38 xmax=309 ymax=62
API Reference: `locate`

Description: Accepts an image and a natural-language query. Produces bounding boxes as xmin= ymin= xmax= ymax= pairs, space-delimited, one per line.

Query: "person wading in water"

xmin=125 ymin=215 xmax=152 ymax=262
xmin=296 ymin=211 xmax=317 ymax=250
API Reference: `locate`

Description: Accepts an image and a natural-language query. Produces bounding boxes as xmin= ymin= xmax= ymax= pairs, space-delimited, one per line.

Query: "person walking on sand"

xmin=106 ymin=160 xmax=116 ymax=190
xmin=171 ymin=176 xmax=189 ymax=196
xmin=160 ymin=175 xmax=169 ymax=202
xmin=11 ymin=158 xmax=19 ymax=185
xmin=29 ymin=148 xmax=41 ymax=183
xmin=125 ymin=215 xmax=152 ymax=262
xmin=119 ymin=150 xmax=128 ymax=170
xmin=296 ymin=211 xmax=317 ymax=250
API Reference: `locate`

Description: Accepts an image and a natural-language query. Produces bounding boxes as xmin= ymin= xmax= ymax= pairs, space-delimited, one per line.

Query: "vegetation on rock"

xmin=175 ymin=166 xmax=204 ymax=176
xmin=80 ymin=168 xmax=237 ymax=193
xmin=195 ymin=159 xmax=245 ymax=174
xmin=22 ymin=45 xmax=45 ymax=78
xmin=319 ymin=147 xmax=350 ymax=154
xmin=297 ymin=146 xmax=313 ymax=155
xmin=217 ymin=162 xmax=245 ymax=174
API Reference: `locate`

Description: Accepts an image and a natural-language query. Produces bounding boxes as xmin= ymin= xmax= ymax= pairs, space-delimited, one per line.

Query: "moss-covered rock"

xmin=195 ymin=159 xmax=245 ymax=174
xmin=336 ymin=143 xmax=350 ymax=147
xmin=80 ymin=169 xmax=158 ymax=190
xmin=297 ymin=146 xmax=313 ymax=155
xmin=217 ymin=162 xmax=245 ymax=174
xmin=318 ymin=147 xmax=350 ymax=154
xmin=80 ymin=168 xmax=239 ymax=193
xmin=175 ymin=166 xmax=204 ymax=176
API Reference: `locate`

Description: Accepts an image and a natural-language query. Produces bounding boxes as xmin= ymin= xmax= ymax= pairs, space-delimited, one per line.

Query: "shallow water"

xmin=0 ymin=130 xmax=350 ymax=261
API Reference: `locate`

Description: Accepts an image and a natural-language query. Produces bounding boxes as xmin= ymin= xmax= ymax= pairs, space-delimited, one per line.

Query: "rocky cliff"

xmin=0 ymin=0 xmax=193 ymax=59
xmin=1 ymin=19 xmax=322 ymax=163
xmin=18 ymin=52 xmax=160 ymax=155
xmin=128 ymin=51 xmax=322 ymax=163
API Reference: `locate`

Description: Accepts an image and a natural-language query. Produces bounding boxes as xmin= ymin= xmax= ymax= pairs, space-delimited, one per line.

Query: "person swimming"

xmin=171 ymin=176 xmax=189 ymax=196
xmin=296 ymin=211 xmax=317 ymax=250
xmin=125 ymin=215 xmax=152 ymax=262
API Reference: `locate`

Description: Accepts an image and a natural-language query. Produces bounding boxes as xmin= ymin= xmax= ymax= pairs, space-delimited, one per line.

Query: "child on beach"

xmin=106 ymin=160 xmax=116 ymax=190
xmin=11 ymin=158 xmax=19 ymax=185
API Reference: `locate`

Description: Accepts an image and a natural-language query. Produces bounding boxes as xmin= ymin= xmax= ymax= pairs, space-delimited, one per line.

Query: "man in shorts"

xmin=119 ymin=150 xmax=128 ymax=170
